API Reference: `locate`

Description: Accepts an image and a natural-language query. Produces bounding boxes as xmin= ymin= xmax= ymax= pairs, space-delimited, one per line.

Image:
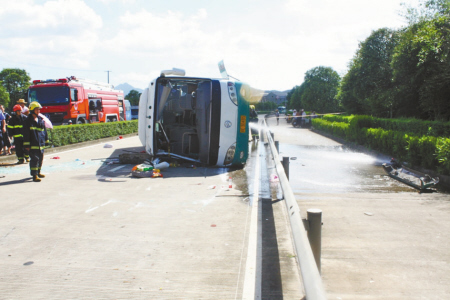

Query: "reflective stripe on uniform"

xmin=30 ymin=127 xmax=44 ymax=132
xmin=31 ymin=146 xmax=45 ymax=150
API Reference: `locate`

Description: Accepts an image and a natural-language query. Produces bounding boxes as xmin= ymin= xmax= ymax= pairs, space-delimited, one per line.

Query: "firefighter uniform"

xmin=7 ymin=105 xmax=29 ymax=163
xmin=23 ymin=102 xmax=49 ymax=181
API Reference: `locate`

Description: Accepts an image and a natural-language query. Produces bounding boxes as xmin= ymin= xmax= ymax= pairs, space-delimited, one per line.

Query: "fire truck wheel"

xmin=77 ymin=118 xmax=85 ymax=124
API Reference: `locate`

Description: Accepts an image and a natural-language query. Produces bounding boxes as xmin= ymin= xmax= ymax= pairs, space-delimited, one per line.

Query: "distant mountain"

xmin=265 ymin=90 xmax=289 ymax=96
xmin=115 ymin=83 xmax=143 ymax=96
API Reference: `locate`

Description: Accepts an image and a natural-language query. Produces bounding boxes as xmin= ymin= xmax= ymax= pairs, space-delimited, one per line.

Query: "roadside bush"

xmin=312 ymin=119 xmax=349 ymax=139
xmin=322 ymin=114 xmax=353 ymax=123
xmin=436 ymin=138 xmax=450 ymax=175
xmin=313 ymin=116 xmax=450 ymax=174
xmin=48 ymin=120 xmax=138 ymax=147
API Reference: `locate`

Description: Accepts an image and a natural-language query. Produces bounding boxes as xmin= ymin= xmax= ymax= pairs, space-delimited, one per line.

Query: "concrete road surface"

xmin=0 ymin=133 xmax=303 ymax=299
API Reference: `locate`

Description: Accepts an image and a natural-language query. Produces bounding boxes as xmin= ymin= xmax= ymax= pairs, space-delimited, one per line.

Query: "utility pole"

xmin=105 ymin=70 xmax=112 ymax=83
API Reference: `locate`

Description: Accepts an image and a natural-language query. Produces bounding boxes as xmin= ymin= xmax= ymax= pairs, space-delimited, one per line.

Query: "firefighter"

xmin=23 ymin=102 xmax=49 ymax=182
xmin=7 ymin=105 xmax=30 ymax=164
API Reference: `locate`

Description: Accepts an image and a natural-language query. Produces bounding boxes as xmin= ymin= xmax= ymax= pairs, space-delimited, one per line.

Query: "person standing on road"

xmin=23 ymin=102 xmax=49 ymax=182
xmin=301 ymin=109 xmax=306 ymax=127
xmin=1 ymin=105 xmax=12 ymax=155
xmin=275 ymin=109 xmax=280 ymax=125
xmin=0 ymin=106 xmax=5 ymax=152
xmin=16 ymin=99 xmax=29 ymax=116
xmin=8 ymin=105 xmax=30 ymax=164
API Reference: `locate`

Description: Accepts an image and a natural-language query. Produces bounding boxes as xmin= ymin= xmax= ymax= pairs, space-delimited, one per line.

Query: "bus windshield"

xmin=28 ymin=86 xmax=70 ymax=106
xmin=155 ymin=78 xmax=213 ymax=163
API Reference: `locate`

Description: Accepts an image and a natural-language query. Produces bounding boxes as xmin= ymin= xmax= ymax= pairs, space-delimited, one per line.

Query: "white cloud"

xmin=0 ymin=0 xmax=102 ymax=68
xmin=0 ymin=0 xmax=420 ymax=91
xmin=105 ymin=9 xmax=208 ymax=52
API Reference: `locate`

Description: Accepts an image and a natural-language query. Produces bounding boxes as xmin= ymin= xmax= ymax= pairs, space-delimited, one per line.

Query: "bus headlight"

xmin=227 ymin=82 xmax=238 ymax=106
xmin=223 ymin=144 xmax=236 ymax=165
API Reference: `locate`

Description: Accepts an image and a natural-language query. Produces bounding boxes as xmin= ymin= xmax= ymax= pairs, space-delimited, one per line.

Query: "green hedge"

xmin=312 ymin=117 xmax=450 ymax=175
xmin=322 ymin=114 xmax=450 ymax=137
xmin=322 ymin=114 xmax=354 ymax=124
xmin=48 ymin=120 xmax=138 ymax=147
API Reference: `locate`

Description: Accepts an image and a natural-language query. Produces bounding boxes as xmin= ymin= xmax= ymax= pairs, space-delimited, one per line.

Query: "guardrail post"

xmin=307 ymin=209 xmax=322 ymax=273
xmin=275 ymin=141 xmax=279 ymax=154
xmin=282 ymin=157 xmax=289 ymax=180
xmin=270 ymin=131 xmax=274 ymax=141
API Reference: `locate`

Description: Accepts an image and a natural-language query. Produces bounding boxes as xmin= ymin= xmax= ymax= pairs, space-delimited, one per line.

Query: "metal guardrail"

xmin=263 ymin=121 xmax=327 ymax=300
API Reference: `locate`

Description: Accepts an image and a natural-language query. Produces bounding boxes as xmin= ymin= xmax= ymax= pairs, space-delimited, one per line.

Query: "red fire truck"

xmin=28 ymin=76 xmax=126 ymax=125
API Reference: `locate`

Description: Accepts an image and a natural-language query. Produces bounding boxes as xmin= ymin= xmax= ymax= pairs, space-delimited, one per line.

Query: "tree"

xmin=288 ymin=85 xmax=304 ymax=111
xmin=255 ymin=100 xmax=276 ymax=112
xmin=0 ymin=68 xmax=31 ymax=109
xmin=393 ymin=0 xmax=450 ymax=120
xmin=286 ymin=87 xmax=296 ymax=109
xmin=339 ymin=28 xmax=400 ymax=117
xmin=299 ymin=66 xmax=340 ymax=113
xmin=0 ymin=84 xmax=10 ymax=107
xmin=338 ymin=59 xmax=367 ymax=115
xmin=125 ymin=89 xmax=141 ymax=106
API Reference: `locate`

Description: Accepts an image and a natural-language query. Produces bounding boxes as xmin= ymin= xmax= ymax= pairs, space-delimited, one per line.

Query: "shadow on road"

xmin=94 ymin=145 xmax=237 ymax=180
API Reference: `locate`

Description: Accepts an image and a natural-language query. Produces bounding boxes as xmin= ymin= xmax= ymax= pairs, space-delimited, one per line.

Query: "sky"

xmin=0 ymin=0 xmax=420 ymax=92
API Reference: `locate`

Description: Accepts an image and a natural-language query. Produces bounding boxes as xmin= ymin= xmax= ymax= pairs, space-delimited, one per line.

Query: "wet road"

xmin=284 ymin=144 xmax=413 ymax=194
xmin=262 ymin=113 xmax=440 ymax=194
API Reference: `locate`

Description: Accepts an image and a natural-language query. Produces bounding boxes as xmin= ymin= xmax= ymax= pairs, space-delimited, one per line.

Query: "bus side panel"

xmin=233 ymin=82 xmax=249 ymax=166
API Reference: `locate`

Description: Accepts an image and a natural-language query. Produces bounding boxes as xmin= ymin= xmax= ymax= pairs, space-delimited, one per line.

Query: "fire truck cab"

xmin=28 ymin=76 xmax=125 ymax=125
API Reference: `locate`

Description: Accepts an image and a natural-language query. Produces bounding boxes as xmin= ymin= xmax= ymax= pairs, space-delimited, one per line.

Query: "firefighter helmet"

xmin=13 ymin=104 xmax=22 ymax=112
xmin=29 ymin=101 xmax=42 ymax=111
xmin=250 ymin=105 xmax=255 ymax=110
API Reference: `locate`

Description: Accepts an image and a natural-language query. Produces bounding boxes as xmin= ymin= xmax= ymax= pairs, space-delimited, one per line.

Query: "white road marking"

xmin=108 ymin=165 xmax=127 ymax=172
